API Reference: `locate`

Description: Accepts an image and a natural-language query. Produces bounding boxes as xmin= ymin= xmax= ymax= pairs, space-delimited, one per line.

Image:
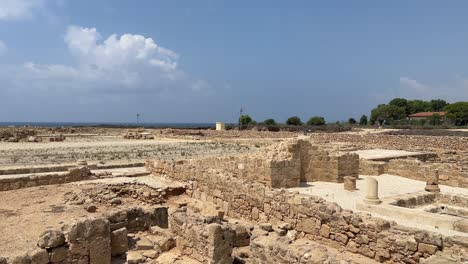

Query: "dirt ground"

xmin=0 ymin=176 xmax=182 ymax=259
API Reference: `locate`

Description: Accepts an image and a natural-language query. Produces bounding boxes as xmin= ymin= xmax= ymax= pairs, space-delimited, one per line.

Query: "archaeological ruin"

xmin=0 ymin=127 xmax=466 ymax=263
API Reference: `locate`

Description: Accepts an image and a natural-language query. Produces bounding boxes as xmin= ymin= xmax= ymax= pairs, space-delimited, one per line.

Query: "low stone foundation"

xmin=0 ymin=206 xmax=168 ymax=264
xmin=0 ymin=166 xmax=95 ymax=191
xmin=147 ymin=147 xmax=468 ymax=263
xmin=360 ymin=158 xmax=468 ymax=188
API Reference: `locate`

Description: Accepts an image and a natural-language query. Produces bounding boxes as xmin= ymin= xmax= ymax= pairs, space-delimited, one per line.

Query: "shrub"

xmin=264 ymin=118 xmax=277 ymax=126
xmin=286 ymin=116 xmax=302 ymax=126
xmin=359 ymin=115 xmax=368 ymax=125
xmin=348 ymin=118 xmax=357 ymax=125
xmin=307 ymin=116 xmax=326 ymax=126
xmin=239 ymin=115 xmax=253 ymax=130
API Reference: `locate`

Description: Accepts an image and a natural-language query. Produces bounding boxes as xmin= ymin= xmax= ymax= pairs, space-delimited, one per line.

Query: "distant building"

xmin=216 ymin=122 xmax=226 ymax=131
xmin=408 ymin=112 xmax=446 ymax=120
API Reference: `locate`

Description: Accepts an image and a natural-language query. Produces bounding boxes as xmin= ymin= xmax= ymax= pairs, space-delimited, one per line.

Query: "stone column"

xmin=425 ymin=170 xmax=440 ymax=193
xmin=344 ymin=176 xmax=356 ymax=191
xmin=363 ymin=177 xmax=382 ymax=205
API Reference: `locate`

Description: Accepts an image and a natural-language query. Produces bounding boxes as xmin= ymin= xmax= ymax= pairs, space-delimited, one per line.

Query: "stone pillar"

xmin=425 ymin=170 xmax=440 ymax=193
xmin=363 ymin=177 xmax=382 ymax=205
xmin=344 ymin=176 xmax=356 ymax=191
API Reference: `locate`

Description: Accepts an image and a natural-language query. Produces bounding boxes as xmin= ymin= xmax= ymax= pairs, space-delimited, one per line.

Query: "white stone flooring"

xmin=288 ymin=174 xmax=468 ymax=236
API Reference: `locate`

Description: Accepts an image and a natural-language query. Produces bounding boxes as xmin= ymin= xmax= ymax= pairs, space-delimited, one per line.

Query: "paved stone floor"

xmin=289 ymin=174 xmax=468 ymax=236
xmin=352 ymin=149 xmax=429 ymax=160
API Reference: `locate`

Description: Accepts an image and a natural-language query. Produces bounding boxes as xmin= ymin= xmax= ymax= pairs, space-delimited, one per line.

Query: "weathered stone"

xmin=127 ymin=251 xmax=146 ymax=264
xmin=85 ymin=204 xmax=97 ymax=213
xmin=49 ymin=247 xmax=68 ymax=263
xmin=259 ymin=223 xmax=273 ymax=232
xmin=9 ymin=254 xmax=30 ymax=264
xmin=30 ymin=249 xmax=49 ymax=264
xmin=233 ymin=225 xmax=250 ymax=247
xmin=418 ymin=243 xmax=438 ymax=254
xmin=320 ymin=224 xmax=330 ymax=238
xmin=111 ymin=227 xmax=128 ymax=256
xmin=37 ymin=230 xmax=66 ymax=249
xmin=136 ymin=237 xmax=154 ymax=250
xmin=335 ymin=233 xmax=349 ymax=245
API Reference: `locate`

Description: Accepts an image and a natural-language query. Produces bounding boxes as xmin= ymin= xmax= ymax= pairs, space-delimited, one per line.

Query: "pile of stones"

xmin=0 ymin=129 xmax=37 ymax=142
xmin=123 ymin=131 xmax=155 ymax=140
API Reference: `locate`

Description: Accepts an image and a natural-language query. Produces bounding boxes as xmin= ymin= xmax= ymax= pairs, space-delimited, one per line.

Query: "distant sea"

xmin=0 ymin=122 xmax=216 ymax=129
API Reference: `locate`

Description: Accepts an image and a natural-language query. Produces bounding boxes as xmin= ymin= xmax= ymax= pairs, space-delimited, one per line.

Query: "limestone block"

xmin=9 ymin=254 xmax=30 ymax=264
xmin=30 ymin=249 xmax=49 ymax=264
xmin=233 ymin=225 xmax=250 ymax=247
xmin=49 ymin=246 xmax=68 ymax=263
xmin=89 ymin=237 xmax=111 ymax=264
xmin=320 ymin=224 xmax=330 ymax=238
xmin=335 ymin=233 xmax=349 ymax=245
xmin=37 ymin=230 xmax=66 ymax=249
xmin=127 ymin=251 xmax=146 ymax=264
xmin=344 ymin=176 xmax=357 ymax=191
xmin=418 ymin=243 xmax=438 ymax=254
xmin=111 ymin=228 xmax=128 ymax=256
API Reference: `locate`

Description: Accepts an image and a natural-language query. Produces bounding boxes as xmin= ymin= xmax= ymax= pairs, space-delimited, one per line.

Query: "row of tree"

xmin=236 ymin=98 xmax=468 ymax=130
xmin=367 ymin=98 xmax=468 ymax=126
xmin=239 ymin=115 xmax=327 ymax=129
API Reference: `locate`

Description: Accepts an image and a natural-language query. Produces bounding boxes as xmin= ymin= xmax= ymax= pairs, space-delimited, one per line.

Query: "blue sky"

xmin=0 ymin=0 xmax=467 ymax=123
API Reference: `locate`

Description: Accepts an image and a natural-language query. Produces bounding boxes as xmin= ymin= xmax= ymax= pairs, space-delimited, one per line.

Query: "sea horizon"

xmin=0 ymin=121 xmax=219 ymax=129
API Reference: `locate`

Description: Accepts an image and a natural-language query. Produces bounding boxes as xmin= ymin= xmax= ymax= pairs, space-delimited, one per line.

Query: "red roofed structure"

xmin=408 ymin=112 xmax=446 ymax=119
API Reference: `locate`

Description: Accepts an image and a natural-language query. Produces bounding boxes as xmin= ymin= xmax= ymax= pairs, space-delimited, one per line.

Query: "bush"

xmin=348 ymin=118 xmax=357 ymax=125
xmin=239 ymin=115 xmax=253 ymax=130
xmin=307 ymin=116 xmax=326 ymax=126
xmin=286 ymin=116 xmax=302 ymax=126
xmin=359 ymin=115 xmax=368 ymax=125
xmin=264 ymin=118 xmax=277 ymax=126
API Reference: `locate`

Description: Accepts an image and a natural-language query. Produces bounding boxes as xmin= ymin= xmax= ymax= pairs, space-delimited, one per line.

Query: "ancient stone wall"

xmin=1 ymin=206 xmax=168 ymax=264
xmin=169 ymin=207 xmax=235 ymax=264
xmin=148 ymin=158 xmax=468 ymax=263
xmin=0 ymin=166 xmax=95 ymax=192
xmin=360 ymin=158 xmax=468 ymax=188
xmin=299 ymin=140 xmax=359 ymax=183
xmin=149 ymin=139 xmax=358 ymax=189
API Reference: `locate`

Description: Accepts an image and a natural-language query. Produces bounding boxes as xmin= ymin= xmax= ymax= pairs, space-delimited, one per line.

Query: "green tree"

xmin=359 ymin=115 xmax=368 ymax=125
xmin=348 ymin=118 xmax=357 ymax=124
xmin=429 ymin=113 xmax=442 ymax=126
xmin=430 ymin=99 xmax=448 ymax=112
xmin=263 ymin=118 xmax=277 ymax=126
xmin=445 ymin=102 xmax=468 ymax=126
xmin=286 ymin=116 xmax=302 ymax=126
xmin=407 ymin=100 xmax=432 ymax=114
xmin=239 ymin=115 xmax=253 ymax=130
xmin=389 ymin=98 xmax=409 ymax=114
xmin=370 ymin=104 xmax=406 ymax=125
xmin=307 ymin=116 xmax=326 ymax=126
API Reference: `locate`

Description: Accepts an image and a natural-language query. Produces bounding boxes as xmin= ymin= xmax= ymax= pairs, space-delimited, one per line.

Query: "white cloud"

xmin=0 ymin=0 xmax=43 ymax=20
xmin=399 ymin=77 xmax=429 ymax=93
xmin=1 ymin=25 xmax=206 ymax=97
xmin=64 ymin=26 xmax=179 ymax=73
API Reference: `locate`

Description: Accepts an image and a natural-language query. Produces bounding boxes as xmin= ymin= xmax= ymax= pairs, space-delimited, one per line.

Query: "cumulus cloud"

xmin=64 ymin=26 xmax=179 ymax=72
xmin=0 ymin=25 xmax=208 ymax=105
xmin=0 ymin=0 xmax=43 ymax=20
xmin=16 ymin=25 xmax=195 ymax=93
